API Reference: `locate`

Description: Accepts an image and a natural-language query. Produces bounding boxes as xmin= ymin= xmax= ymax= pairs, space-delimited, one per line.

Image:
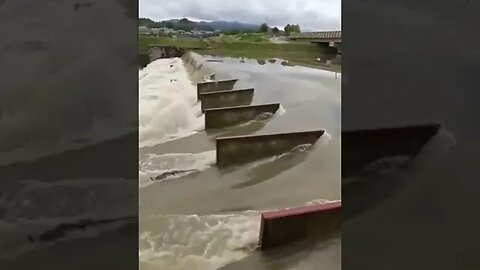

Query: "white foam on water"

xmin=318 ymin=131 xmax=332 ymax=145
xmin=203 ymin=73 xmax=216 ymax=82
xmin=219 ymin=107 xmax=287 ymax=133
xmin=237 ymin=143 xmax=311 ymax=172
xmin=139 ymin=150 xmax=216 ymax=188
xmin=140 ymin=212 xmax=261 ymax=270
xmin=254 ymin=199 xmax=341 ymax=214
xmin=277 ymin=104 xmax=287 ymax=115
xmin=305 ymin=199 xmax=341 ymax=206
xmin=139 ymin=58 xmax=204 ymax=148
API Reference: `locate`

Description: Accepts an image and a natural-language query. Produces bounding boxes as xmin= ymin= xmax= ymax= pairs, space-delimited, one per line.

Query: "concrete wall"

xmin=199 ymin=88 xmax=254 ymax=112
xmin=314 ymin=43 xmax=339 ymax=55
xmin=342 ymin=123 xmax=440 ymax=177
xmin=216 ymin=130 xmax=325 ymax=167
xmin=197 ymin=79 xmax=238 ymax=95
xmin=149 ymin=46 xmax=185 ymax=61
xmin=141 ymin=47 xmax=191 ymax=68
xmin=259 ymin=202 xmax=341 ymax=250
xmin=138 ymin=53 xmax=150 ymax=68
xmin=205 ymin=103 xmax=280 ymax=129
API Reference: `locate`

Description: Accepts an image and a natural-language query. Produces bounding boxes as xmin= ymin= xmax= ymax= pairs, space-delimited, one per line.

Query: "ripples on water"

xmin=140 ymin=212 xmax=261 ymax=270
xmin=139 ymin=151 xmax=216 ymax=188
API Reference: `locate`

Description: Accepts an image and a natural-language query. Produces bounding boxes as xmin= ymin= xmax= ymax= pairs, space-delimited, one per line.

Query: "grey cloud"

xmin=140 ymin=0 xmax=340 ymax=31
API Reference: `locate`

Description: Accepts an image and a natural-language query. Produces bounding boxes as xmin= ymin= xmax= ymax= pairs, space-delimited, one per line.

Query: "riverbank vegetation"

xmin=139 ymin=35 xmax=341 ymax=72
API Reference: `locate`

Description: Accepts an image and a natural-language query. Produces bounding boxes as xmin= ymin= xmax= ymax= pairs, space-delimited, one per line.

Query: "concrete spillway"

xmin=197 ymin=79 xmax=238 ymax=97
xmin=216 ymin=130 xmax=325 ymax=168
xmin=199 ymin=88 xmax=255 ymax=112
xmin=204 ymin=103 xmax=280 ymax=129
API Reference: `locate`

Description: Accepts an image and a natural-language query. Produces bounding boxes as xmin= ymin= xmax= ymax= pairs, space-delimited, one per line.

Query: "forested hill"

xmin=139 ymin=17 xmax=260 ymax=32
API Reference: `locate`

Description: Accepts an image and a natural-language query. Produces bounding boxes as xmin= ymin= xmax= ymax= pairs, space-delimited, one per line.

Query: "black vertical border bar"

xmin=342 ymin=0 xmax=480 ymax=269
xmin=0 ymin=1 xmax=139 ymax=269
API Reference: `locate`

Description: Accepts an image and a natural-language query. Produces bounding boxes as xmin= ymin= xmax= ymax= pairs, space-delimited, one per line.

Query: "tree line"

xmin=139 ymin=17 xmax=302 ymax=35
xmin=258 ymin=23 xmax=301 ymax=35
xmin=139 ymin=18 xmax=214 ymax=32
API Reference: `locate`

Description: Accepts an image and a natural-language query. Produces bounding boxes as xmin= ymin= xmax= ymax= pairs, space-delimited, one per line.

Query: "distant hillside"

xmin=205 ymin=20 xmax=260 ymax=31
xmin=139 ymin=18 xmax=211 ymax=31
xmin=139 ymin=17 xmax=261 ymax=32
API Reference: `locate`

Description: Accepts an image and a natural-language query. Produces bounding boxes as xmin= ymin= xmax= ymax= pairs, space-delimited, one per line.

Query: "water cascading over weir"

xmin=180 ymin=52 xmax=339 ymax=251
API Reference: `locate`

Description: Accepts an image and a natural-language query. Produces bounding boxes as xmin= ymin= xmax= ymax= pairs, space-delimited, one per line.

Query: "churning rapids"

xmin=139 ymin=54 xmax=341 ymax=270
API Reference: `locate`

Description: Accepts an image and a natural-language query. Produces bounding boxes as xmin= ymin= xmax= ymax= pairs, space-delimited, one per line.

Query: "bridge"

xmin=289 ymin=31 xmax=342 ymax=54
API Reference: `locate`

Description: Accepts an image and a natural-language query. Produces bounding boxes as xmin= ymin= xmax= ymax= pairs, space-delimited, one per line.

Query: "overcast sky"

xmin=139 ymin=0 xmax=341 ymax=31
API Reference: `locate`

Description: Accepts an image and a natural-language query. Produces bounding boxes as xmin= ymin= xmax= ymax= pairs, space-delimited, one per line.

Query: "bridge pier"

xmin=316 ymin=42 xmax=330 ymax=48
xmin=290 ymin=31 xmax=342 ymax=55
xmin=331 ymin=42 xmax=342 ymax=54
xmin=314 ymin=42 xmax=339 ymax=55
xmin=327 ymin=42 xmax=342 ymax=55
xmin=329 ymin=42 xmax=341 ymax=49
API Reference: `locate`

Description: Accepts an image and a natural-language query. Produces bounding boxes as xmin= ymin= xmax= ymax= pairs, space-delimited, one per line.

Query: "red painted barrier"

xmin=259 ymin=201 xmax=341 ymax=250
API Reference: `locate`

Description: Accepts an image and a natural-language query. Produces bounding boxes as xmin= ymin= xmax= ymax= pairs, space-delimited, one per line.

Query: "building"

xmin=150 ymin=28 xmax=161 ymax=35
xmin=139 ymin=26 xmax=219 ymax=38
xmin=139 ymin=26 xmax=152 ymax=35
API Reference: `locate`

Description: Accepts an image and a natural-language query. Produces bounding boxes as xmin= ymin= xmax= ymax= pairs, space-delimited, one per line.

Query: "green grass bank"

xmin=139 ymin=35 xmax=341 ymax=72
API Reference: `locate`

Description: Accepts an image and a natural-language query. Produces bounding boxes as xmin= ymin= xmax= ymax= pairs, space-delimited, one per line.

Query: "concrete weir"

xmin=342 ymin=123 xmax=441 ymax=177
xmin=148 ymin=45 xmax=185 ymax=61
xmin=182 ymin=52 xmax=216 ymax=83
xmin=216 ymin=130 xmax=325 ymax=167
xmin=199 ymin=88 xmax=254 ymax=112
xmin=259 ymin=202 xmax=341 ymax=250
xmin=197 ymin=79 xmax=238 ymax=96
xmin=205 ymin=103 xmax=280 ymax=129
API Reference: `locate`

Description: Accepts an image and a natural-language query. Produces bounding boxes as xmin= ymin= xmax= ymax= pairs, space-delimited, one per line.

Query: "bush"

xmin=238 ymin=33 xmax=268 ymax=42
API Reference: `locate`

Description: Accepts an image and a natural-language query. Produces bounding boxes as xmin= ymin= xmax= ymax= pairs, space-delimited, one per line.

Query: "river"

xmin=139 ymin=53 xmax=341 ymax=270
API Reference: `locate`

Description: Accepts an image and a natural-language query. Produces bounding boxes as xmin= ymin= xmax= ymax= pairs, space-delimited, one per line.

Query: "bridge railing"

xmin=290 ymin=31 xmax=342 ymax=40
